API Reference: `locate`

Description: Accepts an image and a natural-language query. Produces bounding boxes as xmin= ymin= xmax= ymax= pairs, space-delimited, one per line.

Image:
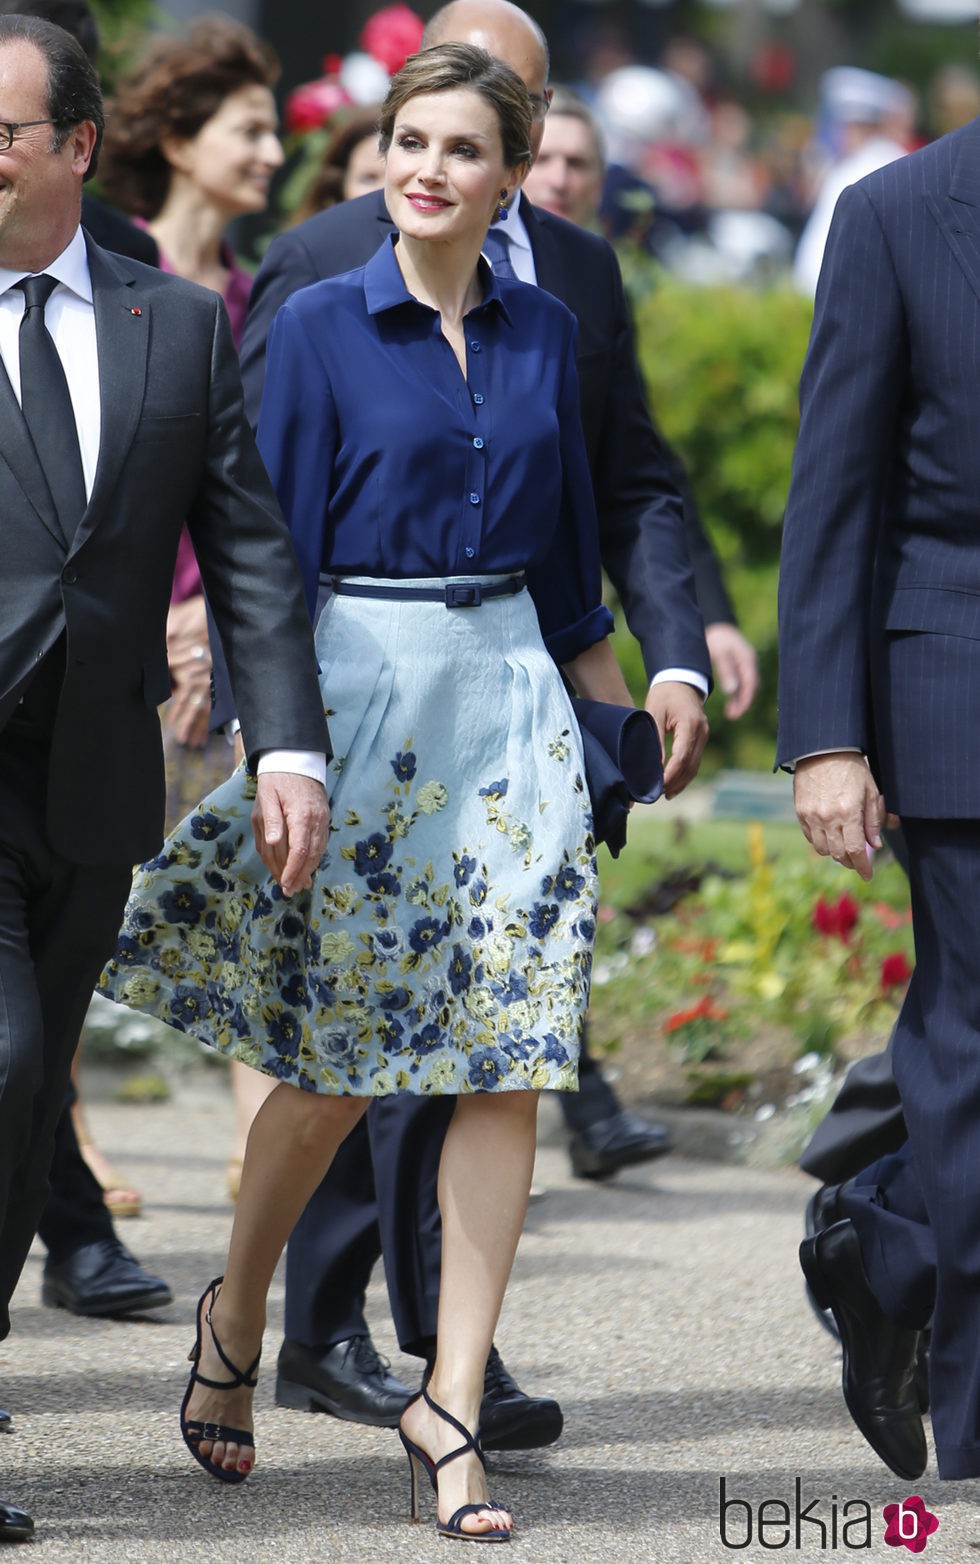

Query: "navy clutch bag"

xmin=574 ymin=700 xmax=663 ymax=858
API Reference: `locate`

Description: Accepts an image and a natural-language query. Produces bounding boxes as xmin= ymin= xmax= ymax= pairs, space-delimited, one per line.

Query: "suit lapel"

xmin=71 ymin=238 xmax=149 ymax=555
xmin=927 ymin=120 xmax=980 ymax=307
xmin=521 ymin=200 xmax=566 ymax=301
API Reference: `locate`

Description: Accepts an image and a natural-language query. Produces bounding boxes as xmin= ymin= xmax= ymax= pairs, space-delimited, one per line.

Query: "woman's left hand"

xmin=166 ymin=594 xmax=212 ymax=748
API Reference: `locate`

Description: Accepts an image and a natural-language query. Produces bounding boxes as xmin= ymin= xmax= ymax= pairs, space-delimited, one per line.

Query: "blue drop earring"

xmin=497 ymin=188 xmax=509 ymax=221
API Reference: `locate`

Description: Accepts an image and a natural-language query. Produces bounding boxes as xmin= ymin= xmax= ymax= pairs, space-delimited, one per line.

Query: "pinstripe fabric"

xmin=779 ymin=118 xmax=980 ymax=1480
xmin=777 ymin=118 xmax=980 ymax=816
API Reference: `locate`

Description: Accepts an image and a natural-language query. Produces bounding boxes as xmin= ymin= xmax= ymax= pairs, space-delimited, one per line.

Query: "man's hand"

xmin=253 ymin=773 xmax=330 ymax=897
xmin=705 ymin=623 xmax=759 ymax=721
xmin=793 ymin=752 xmax=885 ymax=882
xmin=644 ymin=681 xmax=708 ymax=798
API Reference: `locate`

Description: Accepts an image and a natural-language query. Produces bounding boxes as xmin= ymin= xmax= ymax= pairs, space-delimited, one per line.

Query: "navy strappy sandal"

xmin=179 ymin=1277 xmax=260 ymax=1485
xmin=399 ymin=1388 xmax=511 ymax=1543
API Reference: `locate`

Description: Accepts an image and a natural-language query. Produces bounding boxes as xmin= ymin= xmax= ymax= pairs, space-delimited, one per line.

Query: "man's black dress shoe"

xmin=479 ymin=1346 xmax=563 ymax=1451
xmin=804 ymin=1182 xmax=847 ymax=1339
xmin=800 ymin=1218 xmax=926 ymax=1479
xmin=0 ymin=1500 xmax=33 ymax=1542
xmin=569 ymin=1109 xmax=672 ymax=1180
xmin=42 ymin=1238 xmax=173 ymax=1317
xmin=276 ymin=1335 xmax=414 ymax=1426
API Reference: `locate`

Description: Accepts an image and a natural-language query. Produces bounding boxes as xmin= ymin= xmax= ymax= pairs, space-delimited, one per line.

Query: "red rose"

xmin=812 ymin=893 xmax=860 ymax=942
xmin=285 ymin=78 xmax=352 ymax=135
xmin=881 ymin=952 xmax=913 ymax=990
xmin=361 ymin=4 xmax=425 ymax=76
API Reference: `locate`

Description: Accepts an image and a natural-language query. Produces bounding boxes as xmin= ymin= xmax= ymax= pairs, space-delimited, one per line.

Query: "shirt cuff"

xmin=649 ymin=668 xmax=709 ymax=699
xmin=546 ymin=604 xmax=616 ymax=666
xmin=256 ymin=749 xmax=328 ymax=788
xmin=783 ymin=746 xmax=863 ymax=773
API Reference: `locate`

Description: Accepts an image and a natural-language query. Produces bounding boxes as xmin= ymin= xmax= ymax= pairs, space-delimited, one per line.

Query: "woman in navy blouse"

xmin=103 ymin=43 xmax=637 ymax=1540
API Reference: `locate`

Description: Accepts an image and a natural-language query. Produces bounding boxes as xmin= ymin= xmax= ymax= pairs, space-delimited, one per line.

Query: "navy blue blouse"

xmin=256 ymin=236 xmax=613 ymax=666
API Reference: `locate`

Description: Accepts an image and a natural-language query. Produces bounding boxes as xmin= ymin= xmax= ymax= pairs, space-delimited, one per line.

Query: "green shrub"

xmin=626 ymin=273 xmax=814 ymax=772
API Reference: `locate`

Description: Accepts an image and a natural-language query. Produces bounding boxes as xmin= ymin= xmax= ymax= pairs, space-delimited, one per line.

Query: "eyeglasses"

xmin=528 ymin=93 xmax=550 ymax=123
xmin=0 ymin=120 xmax=60 ymax=151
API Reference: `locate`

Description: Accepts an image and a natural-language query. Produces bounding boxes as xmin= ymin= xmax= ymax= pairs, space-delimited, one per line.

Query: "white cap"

xmin=820 ymin=67 xmax=912 ymax=126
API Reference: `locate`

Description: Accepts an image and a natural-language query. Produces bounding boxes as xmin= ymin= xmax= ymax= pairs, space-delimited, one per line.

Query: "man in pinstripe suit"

xmin=778 ymin=104 xmax=980 ymax=1482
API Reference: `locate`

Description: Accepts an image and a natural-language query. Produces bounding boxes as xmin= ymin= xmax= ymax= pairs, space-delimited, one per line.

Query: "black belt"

xmin=330 ymin=576 xmax=525 ymax=608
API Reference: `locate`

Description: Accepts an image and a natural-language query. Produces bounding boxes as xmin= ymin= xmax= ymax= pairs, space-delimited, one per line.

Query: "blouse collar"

xmin=364 ymin=233 xmax=512 ymax=325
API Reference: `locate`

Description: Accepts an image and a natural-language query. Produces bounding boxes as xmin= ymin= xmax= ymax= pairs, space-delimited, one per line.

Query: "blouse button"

xmin=469 ymin=341 xmax=481 ymax=352
xmin=465 ymin=546 xmax=475 ymax=558
xmin=473 ymin=393 xmax=485 ymax=405
xmin=473 ymin=437 xmax=485 ymax=449
xmin=469 ymin=492 xmax=481 ymax=505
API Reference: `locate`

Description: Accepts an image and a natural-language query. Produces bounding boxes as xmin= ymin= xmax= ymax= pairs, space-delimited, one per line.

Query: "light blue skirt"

xmin=100 ymin=577 xmax=597 ymax=1095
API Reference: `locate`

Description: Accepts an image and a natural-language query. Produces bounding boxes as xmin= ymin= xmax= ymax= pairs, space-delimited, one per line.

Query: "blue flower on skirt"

xmin=541 ymin=865 xmax=586 ymax=902
xmin=469 ymin=879 xmax=489 ymax=907
xmin=575 ymin=915 xmax=596 ymax=943
xmin=448 ymin=944 xmax=473 ymax=996
xmin=540 ymin=1034 xmax=570 ymax=1065
xmin=276 ymin=910 xmax=306 ymax=942
xmin=409 ymin=916 xmax=450 ymax=954
xmin=495 ymin=972 xmax=528 ymax=1005
xmin=159 ymin=882 xmax=207 ymax=926
xmin=270 ymin=1055 xmax=298 ymax=1080
xmin=190 ymin=810 xmax=231 ymax=841
xmin=169 ymin=985 xmax=205 ymax=1026
xmin=367 ymin=870 xmax=400 ymax=897
xmin=412 ymin=1022 xmax=444 ymax=1054
xmin=529 ymin=902 xmax=560 ymax=938
xmin=468 ymin=915 xmax=490 ymax=939
xmin=454 ymin=854 xmax=477 ymax=887
xmin=113 ymin=934 xmax=145 ymax=965
xmin=479 ymin=779 xmax=509 ymax=799
xmin=268 ymin=1011 xmax=302 ymax=1056
xmin=353 ymin=833 xmax=393 ymax=877
xmin=468 ymin=1047 xmax=509 ymax=1088
xmin=391 ymin=750 xmax=417 ymax=782
xmin=383 ymin=985 xmax=413 ymax=1011
xmin=279 ymin=975 xmax=309 ymax=1011
xmin=377 ymin=1014 xmax=405 ymax=1047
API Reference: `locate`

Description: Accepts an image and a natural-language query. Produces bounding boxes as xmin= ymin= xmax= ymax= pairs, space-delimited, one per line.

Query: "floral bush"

xmin=590 ymin=824 xmax=914 ymax=1105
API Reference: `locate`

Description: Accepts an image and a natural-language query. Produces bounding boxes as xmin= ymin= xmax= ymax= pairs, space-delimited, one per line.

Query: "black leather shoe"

xmin=42 ymin=1239 xmax=173 ymax=1317
xmin=803 ymin=1182 xmax=847 ymax=1339
xmin=479 ymin=1345 xmax=564 ymax=1451
xmin=568 ymin=1109 xmax=672 ymax=1180
xmin=276 ymin=1335 xmax=414 ymax=1426
xmin=0 ymin=1500 xmax=33 ymax=1542
xmin=800 ymin=1218 xmax=926 ymax=1479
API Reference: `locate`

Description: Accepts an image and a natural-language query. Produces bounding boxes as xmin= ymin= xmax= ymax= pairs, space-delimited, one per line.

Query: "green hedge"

xmin=621 ymin=273 xmax=814 ymax=773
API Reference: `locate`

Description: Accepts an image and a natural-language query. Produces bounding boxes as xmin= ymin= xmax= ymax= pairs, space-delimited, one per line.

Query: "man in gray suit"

xmin=0 ymin=17 xmax=328 ymax=1539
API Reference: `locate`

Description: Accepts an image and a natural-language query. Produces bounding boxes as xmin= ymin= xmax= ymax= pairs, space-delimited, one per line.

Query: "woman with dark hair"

xmin=103 ymin=42 xmax=638 ymax=1540
xmin=293 ymin=106 xmax=386 ymax=225
xmin=99 ymin=14 xmax=286 ymax=1196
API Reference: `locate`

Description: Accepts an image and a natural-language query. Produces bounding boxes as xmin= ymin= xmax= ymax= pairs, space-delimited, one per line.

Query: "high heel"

xmin=398 ymin=1389 xmax=511 ymax=1543
xmin=179 ymin=1277 xmax=260 ymax=1485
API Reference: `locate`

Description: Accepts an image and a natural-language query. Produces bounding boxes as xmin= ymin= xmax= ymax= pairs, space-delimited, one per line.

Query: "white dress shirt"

xmin=0 ymin=226 xmax=325 ymax=788
xmin=484 ymin=193 xmax=708 ymax=702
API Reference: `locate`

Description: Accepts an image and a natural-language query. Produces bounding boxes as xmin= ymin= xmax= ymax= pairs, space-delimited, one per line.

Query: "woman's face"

xmin=167 ymin=83 xmax=283 ymax=217
xmin=342 ymin=133 xmax=386 ymax=202
xmin=384 ymin=87 xmax=521 ymax=250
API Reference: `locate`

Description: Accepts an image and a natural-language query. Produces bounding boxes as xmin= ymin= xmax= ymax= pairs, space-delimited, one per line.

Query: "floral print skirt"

xmin=100 ymin=577 xmax=597 ymax=1096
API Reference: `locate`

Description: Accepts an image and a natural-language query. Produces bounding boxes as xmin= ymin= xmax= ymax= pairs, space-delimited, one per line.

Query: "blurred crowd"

xmin=280 ymin=3 xmax=980 ymax=289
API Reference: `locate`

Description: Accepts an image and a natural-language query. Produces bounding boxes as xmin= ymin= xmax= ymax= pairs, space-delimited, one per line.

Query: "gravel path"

xmin=0 ymin=1083 xmax=971 ymax=1561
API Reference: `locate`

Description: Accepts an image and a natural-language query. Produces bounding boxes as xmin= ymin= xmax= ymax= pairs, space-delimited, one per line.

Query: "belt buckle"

xmin=445 ymin=582 xmax=482 ymax=608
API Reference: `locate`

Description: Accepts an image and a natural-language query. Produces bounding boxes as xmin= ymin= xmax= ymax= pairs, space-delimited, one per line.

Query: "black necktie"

xmin=16 ymin=273 xmax=87 ymax=541
xmin=483 ymin=227 xmax=517 ymax=281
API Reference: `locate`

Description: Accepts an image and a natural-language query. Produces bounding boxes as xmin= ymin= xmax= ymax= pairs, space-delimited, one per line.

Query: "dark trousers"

xmin=283 ymin=1032 xmax=612 ymax=1357
xmin=841 ymin=817 xmax=980 ymax=1478
xmin=285 ymin=1093 xmax=449 ymax=1358
xmin=36 ymin=1086 xmax=115 ymax=1261
xmin=0 ymin=719 xmax=132 ymax=1334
